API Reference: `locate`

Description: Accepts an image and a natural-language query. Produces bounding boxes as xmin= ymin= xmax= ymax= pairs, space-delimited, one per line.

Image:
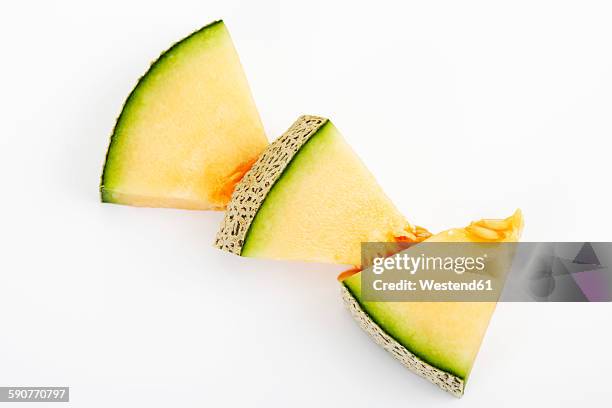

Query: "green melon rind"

xmin=341 ymin=284 xmax=465 ymax=398
xmin=343 ymin=271 xmax=470 ymax=379
xmin=99 ymin=19 xmax=224 ymax=202
xmin=240 ymin=120 xmax=339 ymax=256
xmin=214 ymin=115 xmax=328 ymax=254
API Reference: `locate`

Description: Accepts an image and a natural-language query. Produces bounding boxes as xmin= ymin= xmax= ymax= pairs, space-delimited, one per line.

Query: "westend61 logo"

xmin=372 ymin=253 xmax=487 ymax=275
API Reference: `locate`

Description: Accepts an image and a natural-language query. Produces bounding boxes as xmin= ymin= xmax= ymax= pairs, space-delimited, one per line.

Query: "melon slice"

xmin=215 ymin=115 xmax=414 ymax=265
xmin=340 ymin=210 xmax=523 ymax=397
xmin=101 ymin=20 xmax=267 ymax=210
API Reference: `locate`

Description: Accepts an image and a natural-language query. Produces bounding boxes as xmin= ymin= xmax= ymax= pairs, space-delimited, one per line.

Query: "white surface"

xmin=1 ymin=0 xmax=611 ymax=406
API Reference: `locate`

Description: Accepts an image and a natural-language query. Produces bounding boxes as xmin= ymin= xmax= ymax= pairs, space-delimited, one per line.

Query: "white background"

xmin=1 ymin=0 xmax=611 ymax=406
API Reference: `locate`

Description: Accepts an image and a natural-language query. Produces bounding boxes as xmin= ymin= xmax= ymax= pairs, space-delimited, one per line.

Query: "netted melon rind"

xmin=214 ymin=115 xmax=328 ymax=254
xmin=341 ymin=285 xmax=465 ymax=398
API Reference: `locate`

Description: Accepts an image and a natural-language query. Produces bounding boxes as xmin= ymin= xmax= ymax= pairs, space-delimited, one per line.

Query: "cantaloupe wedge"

xmin=215 ymin=115 xmax=418 ymax=265
xmin=340 ymin=210 xmax=523 ymax=397
xmin=101 ymin=20 xmax=267 ymax=210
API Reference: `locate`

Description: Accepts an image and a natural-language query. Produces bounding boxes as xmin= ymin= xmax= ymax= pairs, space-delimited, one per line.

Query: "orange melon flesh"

xmin=101 ymin=20 xmax=267 ymax=210
xmin=239 ymin=119 xmax=411 ymax=265
xmin=341 ymin=210 xmax=523 ymax=395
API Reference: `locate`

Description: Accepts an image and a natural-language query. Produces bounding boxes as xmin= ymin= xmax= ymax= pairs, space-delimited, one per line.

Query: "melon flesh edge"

xmin=101 ymin=21 xmax=267 ymax=210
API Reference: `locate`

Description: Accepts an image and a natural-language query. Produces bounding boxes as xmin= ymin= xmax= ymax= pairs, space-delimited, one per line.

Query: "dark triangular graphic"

xmin=573 ymin=242 xmax=601 ymax=266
